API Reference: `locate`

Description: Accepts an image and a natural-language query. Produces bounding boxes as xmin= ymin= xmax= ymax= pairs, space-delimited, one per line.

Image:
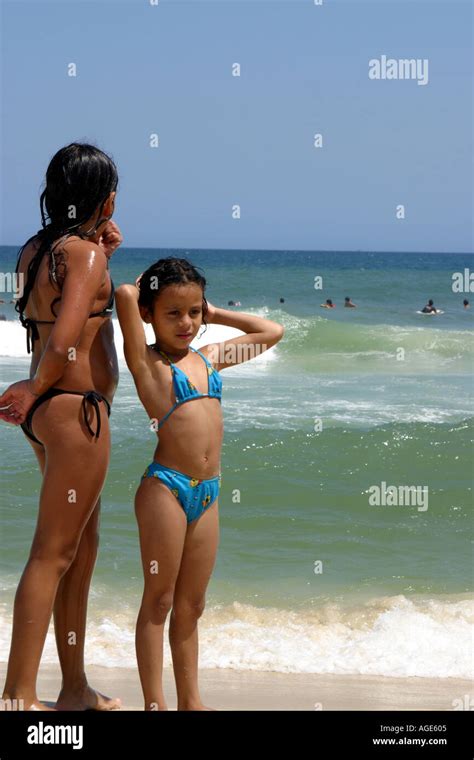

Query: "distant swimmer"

xmin=320 ymin=299 xmax=335 ymax=309
xmin=421 ymin=299 xmax=438 ymax=314
xmin=279 ymin=297 xmax=285 ymax=303
xmin=344 ymin=296 xmax=357 ymax=308
xmin=463 ymin=299 xmax=470 ymax=309
xmin=227 ymin=300 xmax=242 ymax=307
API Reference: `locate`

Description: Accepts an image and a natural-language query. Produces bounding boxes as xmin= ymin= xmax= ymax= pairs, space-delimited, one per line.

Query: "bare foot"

xmin=27 ymin=701 xmax=57 ymax=711
xmin=55 ymin=685 xmax=121 ymax=711
xmin=178 ymin=703 xmax=217 ymax=711
xmin=1 ymin=696 xmax=56 ymax=712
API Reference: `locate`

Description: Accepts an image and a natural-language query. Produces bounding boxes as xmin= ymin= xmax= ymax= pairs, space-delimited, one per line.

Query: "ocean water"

xmin=0 ymin=248 xmax=473 ymax=677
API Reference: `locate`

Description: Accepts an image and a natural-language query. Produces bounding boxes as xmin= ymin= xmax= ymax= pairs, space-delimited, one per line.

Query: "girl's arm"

xmin=115 ymin=283 xmax=148 ymax=374
xmin=201 ymin=303 xmax=284 ymax=371
xmin=0 ymin=242 xmax=108 ymax=425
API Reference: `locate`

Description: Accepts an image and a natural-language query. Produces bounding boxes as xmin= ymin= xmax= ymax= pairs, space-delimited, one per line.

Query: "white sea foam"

xmin=0 ymin=595 xmax=471 ymax=677
xmin=0 ymin=316 xmax=277 ymax=367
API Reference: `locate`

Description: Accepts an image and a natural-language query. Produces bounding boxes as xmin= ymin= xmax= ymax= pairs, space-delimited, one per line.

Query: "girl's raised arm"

xmin=115 ymin=283 xmax=148 ymax=374
xmin=200 ymin=303 xmax=284 ymax=371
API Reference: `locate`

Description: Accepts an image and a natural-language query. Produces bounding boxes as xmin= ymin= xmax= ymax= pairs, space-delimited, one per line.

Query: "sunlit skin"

xmin=0 ymin=201 xmax=123 ymax=712
xmin=116 ymin=277 xmax=284 ymax=711
xmin=138 ymin=283 xmax=223 ymax=480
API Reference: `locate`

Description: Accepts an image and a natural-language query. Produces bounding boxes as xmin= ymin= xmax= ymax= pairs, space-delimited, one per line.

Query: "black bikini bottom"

xmin=21 ymin=387 xmax=111 ymax=445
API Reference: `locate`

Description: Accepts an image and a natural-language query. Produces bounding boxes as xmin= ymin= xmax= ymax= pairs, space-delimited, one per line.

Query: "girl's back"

xmin=18 ymin=234 xmax=118 ymax=397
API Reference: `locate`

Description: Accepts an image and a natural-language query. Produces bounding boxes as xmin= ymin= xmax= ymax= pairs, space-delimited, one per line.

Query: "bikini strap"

xmin=55 ymin=389 xmax=111 ymax=437
xmin=16 ymin=232 xmax=73 ymax=353
xmin=89 ymin=278 xmax=115 ymax=318
xmin=153 ymin=345 xmax=174 ymax=366
xmin=154 ymin=345 xmax=209 ymax=368
xmin=191 ymin=346 xmax=212 ymax=368
xmin=154 ymin=347 xmax=212 ymax=386
xmin=21 ymin=318 xmax=40 ymax=354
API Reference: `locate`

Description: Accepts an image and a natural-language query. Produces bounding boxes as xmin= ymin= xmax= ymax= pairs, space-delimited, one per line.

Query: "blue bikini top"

xmin=153 ymin=345 xmax=222 ymax=430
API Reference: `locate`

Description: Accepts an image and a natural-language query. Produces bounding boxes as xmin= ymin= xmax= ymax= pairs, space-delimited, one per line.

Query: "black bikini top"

xmin=17 ymin=234 xmax=115 ymax=354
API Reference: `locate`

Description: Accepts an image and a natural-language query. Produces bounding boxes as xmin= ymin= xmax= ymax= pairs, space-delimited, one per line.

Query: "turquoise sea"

xmin=0 ymin=248 xmax=473 ymax=677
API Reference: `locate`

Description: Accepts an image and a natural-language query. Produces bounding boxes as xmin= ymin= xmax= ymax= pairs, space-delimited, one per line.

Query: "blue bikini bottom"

xmin=140 ymin=461 xmax=221 ymax=523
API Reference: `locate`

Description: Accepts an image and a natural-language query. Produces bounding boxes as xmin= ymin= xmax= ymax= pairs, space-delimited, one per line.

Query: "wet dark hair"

xmin=345 ymin=296 xmax=350 ymax=301
xmin=39 ymin=142 xmax=118 ymax=234
xmin=326 ymin=299 xmax=333 ymax=305
xmin=138 ymin=256 xmax=209 ymax=332
xmin=428 ymin=299 xmax=434 ymax=306
xmin=463 ymin=299 xmax=469 ymax=305
xmin=15 ymin=142 xmax=118 ymax=322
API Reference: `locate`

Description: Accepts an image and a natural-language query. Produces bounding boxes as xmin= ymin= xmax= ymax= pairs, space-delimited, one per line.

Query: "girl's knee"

xmin=171 ymin=597 xmax=206 ymax=622
xmin=141 ymin=590 xmax=174 ymax=622
xmin=28 ymin=541 xmax=78 ymax=577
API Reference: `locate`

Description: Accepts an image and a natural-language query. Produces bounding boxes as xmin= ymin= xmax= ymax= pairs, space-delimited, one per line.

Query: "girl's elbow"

xmin=264 ymin=325 xmax=284 ymax=349
xmin=116 ymin=283 xmax=138 ymax=300
xmin=115 ymin=284 xmax=132 ymax=300
xmin=47 ymin=341 xmax=74 ymax=364
xmin=273 ymin=324 xmax=285 ymax=341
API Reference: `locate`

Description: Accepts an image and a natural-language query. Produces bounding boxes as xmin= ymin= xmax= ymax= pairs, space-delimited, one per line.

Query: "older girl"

xmin=0 ymin=143 xmax=122 ymax=711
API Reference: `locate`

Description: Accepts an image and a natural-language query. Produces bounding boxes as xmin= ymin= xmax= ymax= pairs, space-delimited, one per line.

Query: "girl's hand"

xmin=0 ymin=379 xmax=40 ymax=426
xmin=98 ymin=221 xmax=123 ymax=259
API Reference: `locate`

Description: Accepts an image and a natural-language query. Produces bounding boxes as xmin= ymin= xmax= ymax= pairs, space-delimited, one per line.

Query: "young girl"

xmin=115 ymin=257 xmax=284 ymax=711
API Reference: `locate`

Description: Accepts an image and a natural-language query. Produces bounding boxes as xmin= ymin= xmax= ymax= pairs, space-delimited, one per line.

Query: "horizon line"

xmin=0 ymin=244 xmax=473 ymax=255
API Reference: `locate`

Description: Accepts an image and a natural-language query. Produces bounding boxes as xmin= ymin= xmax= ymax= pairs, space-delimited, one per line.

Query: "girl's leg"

xmin=134 ymin=478 xmax=187 ymax=711
xmin=1 ymin=398 xmax=110 ymax=710
xmin=24 ymin=437 xmax=120 ymax=711
xmin=169 ymin=499 xmax=220 ymax=711
xmin=53 ymin=496 xmax=120 ymax=710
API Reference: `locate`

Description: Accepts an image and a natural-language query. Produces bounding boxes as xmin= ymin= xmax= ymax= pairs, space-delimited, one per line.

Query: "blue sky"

xmin=1 ymin=0 xmax=472 ymax=252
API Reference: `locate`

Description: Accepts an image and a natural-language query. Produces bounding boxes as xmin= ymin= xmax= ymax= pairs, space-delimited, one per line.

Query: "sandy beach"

xmin=0 ymin=664 xmax=471 ymax=711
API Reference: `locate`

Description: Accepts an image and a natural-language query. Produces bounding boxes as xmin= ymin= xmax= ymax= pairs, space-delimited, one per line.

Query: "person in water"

xmin=320 ymin=299 xmax=335 ymax=309
xmin=115 ymin=258 xmax=284 ymax=710
xmin=344 ymin=296 xmax=357 ymax=308
xmin=421 ymin=299 xmax=438 ymax=314
xmin=0 ymin=143 xmax=122 ymax=711
xmin=463 ymin=299 xmax=470 ymax=309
